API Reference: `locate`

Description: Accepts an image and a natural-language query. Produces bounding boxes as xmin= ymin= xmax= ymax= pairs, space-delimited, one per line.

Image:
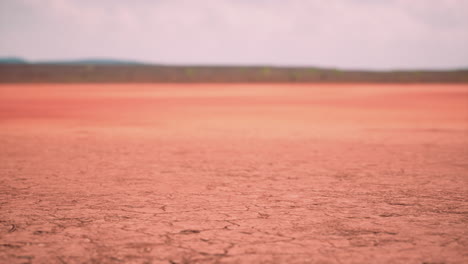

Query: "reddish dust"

xmin=0 ymin=84 xmax=467 ymax=263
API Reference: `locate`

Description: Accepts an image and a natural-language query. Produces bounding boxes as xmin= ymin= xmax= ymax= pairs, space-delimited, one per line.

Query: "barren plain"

xmin=0 ymin=84 xmax=467 ymax=264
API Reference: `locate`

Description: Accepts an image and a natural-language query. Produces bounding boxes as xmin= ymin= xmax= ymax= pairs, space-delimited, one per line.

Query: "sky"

xmin=1 ymin=0 xmax=468 ymax=70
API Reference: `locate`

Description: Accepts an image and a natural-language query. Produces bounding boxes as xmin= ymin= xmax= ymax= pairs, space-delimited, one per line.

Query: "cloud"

xmin=1 ymin=0 xmax=467 ymax=69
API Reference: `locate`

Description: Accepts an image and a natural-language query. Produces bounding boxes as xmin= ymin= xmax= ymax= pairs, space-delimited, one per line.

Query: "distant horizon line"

xmin=1 ymin=56 xmax=467 ymax=72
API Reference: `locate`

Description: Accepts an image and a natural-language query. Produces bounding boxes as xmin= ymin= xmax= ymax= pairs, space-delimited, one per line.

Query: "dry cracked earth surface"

xmin=0 ymin=84 xmax=467 ymax=264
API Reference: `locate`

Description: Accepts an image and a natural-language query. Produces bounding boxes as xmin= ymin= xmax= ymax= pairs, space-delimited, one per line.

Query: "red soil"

xmin=0 ymin=84 xmax=467 ymax=264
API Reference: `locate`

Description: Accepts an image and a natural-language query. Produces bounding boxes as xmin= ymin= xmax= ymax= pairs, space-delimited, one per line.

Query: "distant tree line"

xmin=0 ymin=64 xmax=467 ymax=83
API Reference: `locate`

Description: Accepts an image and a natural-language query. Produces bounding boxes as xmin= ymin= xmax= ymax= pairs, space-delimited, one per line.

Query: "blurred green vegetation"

xmin=184 ymin=68 xmax=194 ymax=77
xmin=1 ymin=64 xmax=467 ymax=83
xmin=261 ymin=67 xmax=271 ymax=77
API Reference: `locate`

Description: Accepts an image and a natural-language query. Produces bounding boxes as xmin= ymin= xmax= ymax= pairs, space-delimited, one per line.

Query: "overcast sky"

xmin=1 ymin=0 xmax=467 ymax=70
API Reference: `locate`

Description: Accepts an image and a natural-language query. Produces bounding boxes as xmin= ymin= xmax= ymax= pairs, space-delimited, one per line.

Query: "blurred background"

xmin=1 ymin=0 xmax=468 ymax=82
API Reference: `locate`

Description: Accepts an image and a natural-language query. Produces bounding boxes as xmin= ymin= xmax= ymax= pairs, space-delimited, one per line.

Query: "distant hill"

xmin=39 ymin=59 xmax=146 ymax=65
xmin=0 ymin=57 xmax=145 ymax=65
xmin=0 ymin=57 xmax=28 ymax=64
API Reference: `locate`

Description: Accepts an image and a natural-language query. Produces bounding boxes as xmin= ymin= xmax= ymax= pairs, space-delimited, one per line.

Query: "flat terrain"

xmin=0 ymin=84 xmax=467 ymax=264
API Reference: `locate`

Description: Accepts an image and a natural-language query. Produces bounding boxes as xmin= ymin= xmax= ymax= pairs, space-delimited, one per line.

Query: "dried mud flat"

xmin=0 ymin=84 xmax=467 ymax=264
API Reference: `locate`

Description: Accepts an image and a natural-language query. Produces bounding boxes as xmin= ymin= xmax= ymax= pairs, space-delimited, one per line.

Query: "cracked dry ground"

xmin=0 ymin=84 xmax=467 ymax=264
